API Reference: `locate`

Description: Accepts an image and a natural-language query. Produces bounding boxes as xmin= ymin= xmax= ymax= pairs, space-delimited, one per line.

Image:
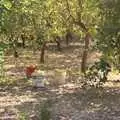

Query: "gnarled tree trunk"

xmin=55 ymin=36 xmax=61 ymax=51
xmin=66 ymin=31 xmax=72 ymax=46
xmin=81 ymin=32 xmax=91 ymax=73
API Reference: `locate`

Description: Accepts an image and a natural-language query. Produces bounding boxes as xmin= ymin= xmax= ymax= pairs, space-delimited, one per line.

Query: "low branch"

xmin=65 ymin=0 xmax=88 ymax=32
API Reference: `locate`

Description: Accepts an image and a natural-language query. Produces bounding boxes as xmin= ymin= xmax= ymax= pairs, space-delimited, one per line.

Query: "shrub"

xmin=83 ymin=58 xmax=111 ymax=87
xmin=40 ymin=100 xmax=52 ymax=120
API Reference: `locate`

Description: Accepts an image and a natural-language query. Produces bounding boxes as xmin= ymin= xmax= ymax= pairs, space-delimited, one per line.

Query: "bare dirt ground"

xmin=0 ymin=40 xmax=120 ymax=120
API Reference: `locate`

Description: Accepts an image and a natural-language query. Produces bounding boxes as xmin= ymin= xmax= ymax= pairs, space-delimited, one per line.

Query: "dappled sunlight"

xmin=88 ymin=52 xmax=102 ymax=65
xmin=108 ymin=72 xmax=120 ymax=80
xmin=104 ymin=81 xmax=120 ymax=88
xmin=0 ymin=94 xmax=37 ymax=108
xmin=0 ymin=86 xmax=49 ymax=119
xmin=4 ymin=65 xmax=15 ymax=70
xmin=1 ymin=0 xmax=120 ymax=119
xmin=2 ymin=45 xmax=120 ymax=119
xmin=50 ymin=86 xmax=120 ymax=120
xmin=48 ymin=53 xmax=65 ymax=59
xmin=104 ymin=72 xmax=120 ymax=88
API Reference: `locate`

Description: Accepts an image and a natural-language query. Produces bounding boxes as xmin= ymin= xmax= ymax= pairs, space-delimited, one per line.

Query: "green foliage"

xmin=40 ymin=108 xmax=51 ymax=120
xmin=40 ymin=100 xmax=52 ymax=120
xmin=97 ymin=0 xmax=120 ymax=70
xmin=0 ymin=42 xmax=7 ymax=80
xmin=19 ymin=112 xmax=28 ymax=120
xmin=84 ymin=58 xmax=111 ymax=87
xmin=0 ymin=49 xmax=4 ymax=78
xmin=0 ymin=0 xmax=101 ymax=48
xmin=40 ymin=106 xmax=51 ymax=120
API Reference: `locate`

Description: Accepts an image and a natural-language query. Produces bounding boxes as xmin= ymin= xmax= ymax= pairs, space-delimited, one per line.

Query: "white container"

xmin=49 ymin=69 xmax=66 ymax=86
xmin=31 ymin=76 xmax=45 ymax=87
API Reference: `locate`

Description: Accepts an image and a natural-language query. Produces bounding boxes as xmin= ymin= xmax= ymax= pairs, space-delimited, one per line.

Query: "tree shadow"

xmin=0 ymin=83 xmax=120 ymax=120
xmin=45 ymin=86 xmax=120 ymax=120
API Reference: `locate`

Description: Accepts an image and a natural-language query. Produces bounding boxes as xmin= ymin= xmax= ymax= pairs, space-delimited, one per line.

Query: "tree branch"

xmin=65 ymin=0 xmax=88 ymax=32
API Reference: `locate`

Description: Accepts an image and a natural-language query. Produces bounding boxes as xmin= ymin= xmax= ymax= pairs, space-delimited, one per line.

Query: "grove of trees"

xmin=1 ymin=0 xmax=120 ymax=119
xmin=0 ymin=0 xmax=120 ymax=78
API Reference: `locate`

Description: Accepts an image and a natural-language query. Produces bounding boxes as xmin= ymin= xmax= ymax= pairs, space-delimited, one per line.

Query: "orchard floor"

xmin=0 ymin=84 xmax=120 ymax=120
xmin=0 ymin=41 xmax=120 ymax=120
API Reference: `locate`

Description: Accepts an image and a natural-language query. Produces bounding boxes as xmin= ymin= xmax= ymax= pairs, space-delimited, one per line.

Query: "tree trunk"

xmin=64 ymin=0 xmax=92 ymax=74
xmin=66 ymin=31 xmax=72 ymax=46
xmin=22 ymin=39 xmax=25 ymax=48
xmin=40 ymin=42 xmax=46 ymax=63
xmin=81 ymin=32 xmax=91 ymax=74
xmin=55 ymin=36 xmax=61 ymax=51
xmin=21 ymin=34 xmax=26 ymax=48
xmin=13 ymin=39 xmax=19 ymax=58
xmin=14 ymin=50 xmax=19 ymax=58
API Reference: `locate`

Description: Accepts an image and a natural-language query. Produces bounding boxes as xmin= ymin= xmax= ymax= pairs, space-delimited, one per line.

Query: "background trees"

xmin=0 ymin=0 xmax=120 ymax=73
xmin=97 ymin=0 xmax=120 ymax=71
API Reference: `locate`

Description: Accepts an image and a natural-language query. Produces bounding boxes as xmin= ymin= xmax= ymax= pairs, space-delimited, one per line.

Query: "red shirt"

xmin=25 ymin=65 xmax=36 ymax=78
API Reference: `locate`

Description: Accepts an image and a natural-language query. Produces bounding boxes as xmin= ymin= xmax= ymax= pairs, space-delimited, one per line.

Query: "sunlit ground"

xmin=0 ymin=41 xmax=120 ymax=119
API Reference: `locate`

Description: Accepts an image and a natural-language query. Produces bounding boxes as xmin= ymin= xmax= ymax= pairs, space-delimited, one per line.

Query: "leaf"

xmin=2 ymin=0 xmax=12 ymax=10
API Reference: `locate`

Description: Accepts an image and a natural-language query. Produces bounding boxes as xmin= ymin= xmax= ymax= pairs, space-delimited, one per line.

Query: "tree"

xmin=0 ymin=0 xmax=100 ymax=68
xmin=97 ymin=0 xmax=120 ymax=71
xmin=49 ymin=0 xmax=100 ymax=73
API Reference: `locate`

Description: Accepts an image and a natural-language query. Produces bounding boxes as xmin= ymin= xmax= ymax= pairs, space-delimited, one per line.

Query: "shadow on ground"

xmin=0 ymin=84 xmax=120 ymax=120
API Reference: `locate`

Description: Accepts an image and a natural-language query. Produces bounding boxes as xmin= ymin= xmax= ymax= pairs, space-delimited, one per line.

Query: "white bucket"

xmin=49 ymin=69 xmax=66 ymax=86
xmin=31 ymin=76 xmax=45 ymax=87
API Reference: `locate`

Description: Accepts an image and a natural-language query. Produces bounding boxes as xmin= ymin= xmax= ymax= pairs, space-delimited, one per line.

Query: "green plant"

xmin=83 ymin=58 xmax=111 ymax=87
xmin=97 ymin=0 xmax=120 ymax=71
xmin=40 ymin=100 xmax=52 ymax=120
xmin=0 ymin=43 xmax=6 ymax=81
xmin=19 ymin=112 xmax=28 ymax=120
